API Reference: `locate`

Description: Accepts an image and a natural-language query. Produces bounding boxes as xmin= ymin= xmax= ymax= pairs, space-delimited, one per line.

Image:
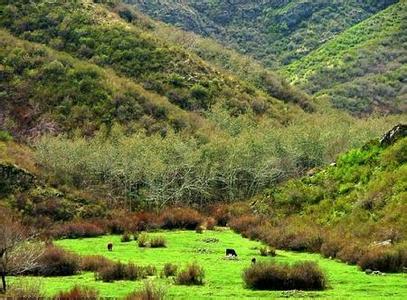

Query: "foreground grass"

xmin=11 ymin=230 xmax=407 ymax=299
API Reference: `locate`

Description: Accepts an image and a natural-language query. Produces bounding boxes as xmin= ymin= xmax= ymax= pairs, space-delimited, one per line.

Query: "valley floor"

xmin=10 ymin=230 xmax=407 ymax=299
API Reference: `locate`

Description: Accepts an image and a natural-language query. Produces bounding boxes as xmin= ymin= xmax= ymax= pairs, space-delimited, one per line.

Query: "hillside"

xmin=283 ymin=1 xmax=407 ymax=115
xmin=0 ymin=30 xmax=207 ymax=137
xmin=127 ymin=0 xmax=406 ymax=116
xmin=0 ymin=0 xmax=311 ymax=140
xmin=127 ymin=0 xmax=398 ymax=68
xmin=1 ymin=1 xmax=407 ymax=296
xmin=232 ymin=124 xmax=407 ymax=271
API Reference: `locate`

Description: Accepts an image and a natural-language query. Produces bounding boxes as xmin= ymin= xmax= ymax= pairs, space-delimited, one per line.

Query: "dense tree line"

xmin=35 ymin=112 xmax=402 ymax=209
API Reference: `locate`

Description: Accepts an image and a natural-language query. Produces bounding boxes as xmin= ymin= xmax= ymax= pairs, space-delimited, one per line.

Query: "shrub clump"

xmin=161 ymin=263 xmax=178 ymax=278
xmin=358 ymin=246 xmax=407 ymax=272
xmin=54 ymin=285 xmax=99 ymax=300
xmin=243 ymin=261 xmax=327 ymax=291
xmin=51 ymin=221 xmax=105 ymax=239
xmin=205 ymin=217 xmax=216 ymax=230
xmin=35 ymin=246 xmax=80 ymax=276
xmin=336 ymin=243 xmax=365 ymax=265
xmin=229 ymin=215 xmax=262 ymax=233
xmin=259 ymin=246 xmax=276 ymax=257
xmin=160 ymin=207 xmax=203 ymax=230
xmin=150 ymin=236 xmax=167 ymax=248
xmin=138 ymin=233 xmax=149 ymax=248
xmin=320 ymin=237 xmax=344 ymax=259
xmin=175 ymin=262 xmax=205 ymax=285
xmin=125 ymin=280 xmax=167 ymax=300
xmin=96 ymin=262 xmax=156 ymax=282
xmin=121 ymin=232 xmax=132 ymax=243
xmin=137 ymin=234 xmax=167 ymax=248
xmin=7 ymin=278 xmax=44 ymax=299
xmin=80 ymin=255 xmax=113 ymax=272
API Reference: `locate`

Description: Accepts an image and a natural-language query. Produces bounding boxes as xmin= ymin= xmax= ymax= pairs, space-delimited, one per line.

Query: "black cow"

xmin=107 ymin=243 xmax=113 ymax=251
xmin=251 ymin=257 xmax=256 ymax=264
xmin=226 ymin=249 xmax=237 ymax=257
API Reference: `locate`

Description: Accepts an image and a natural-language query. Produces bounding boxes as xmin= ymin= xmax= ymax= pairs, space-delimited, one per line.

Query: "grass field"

xmin=10 ymin=229 xmax=407 ymax=299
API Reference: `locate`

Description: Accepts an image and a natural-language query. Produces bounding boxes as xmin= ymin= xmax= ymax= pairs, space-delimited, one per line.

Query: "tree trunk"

xmin=1 ymin=272 xmax=5 ymax=293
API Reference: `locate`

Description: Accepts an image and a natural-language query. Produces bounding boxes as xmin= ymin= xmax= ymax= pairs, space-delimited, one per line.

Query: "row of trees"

xmin=35 ymin=111 xmax=401 ymax=209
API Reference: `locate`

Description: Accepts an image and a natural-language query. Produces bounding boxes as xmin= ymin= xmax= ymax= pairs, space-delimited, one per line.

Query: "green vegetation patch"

xmin=10 ymin=230 xmax=407 ymax=299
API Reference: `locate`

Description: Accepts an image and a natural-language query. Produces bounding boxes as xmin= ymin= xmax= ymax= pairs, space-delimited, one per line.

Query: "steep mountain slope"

xmin=0 ymin=0 xmax=310 ymax=139
xmin=0 ymin=30 xmax=207 ymax=137
xmin=128 ymin=0 xmax=398 ymax=68
xmin=283 ymin=1 xmax=407 ymax=115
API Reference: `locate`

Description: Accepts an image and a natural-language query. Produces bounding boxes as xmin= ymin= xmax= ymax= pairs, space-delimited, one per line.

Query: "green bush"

xmin=121 ymin=232 xmax=132 ymax=243
xmin=175 ymin=262 xmax=205 ymax=286
xmin=150 ymin=236 xmax=166 ymax=248
xmin=138 ymin=233 xmax=149 ymax=248
xmin=0 ymin=130 xmax=12 ymax=142
xmin=161 ymin=263 xmax=178 ymax=278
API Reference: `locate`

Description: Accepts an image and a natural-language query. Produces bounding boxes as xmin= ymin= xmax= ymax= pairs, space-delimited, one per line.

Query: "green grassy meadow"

xmin=12 ymin=230 xmax=407 ymax=299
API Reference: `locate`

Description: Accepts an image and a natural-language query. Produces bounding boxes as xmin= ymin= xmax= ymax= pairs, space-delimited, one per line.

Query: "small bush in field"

xmin=160 ymin=207 xmax=203 ymax=230
xmin=126 ymin=263 xmax=144 ymax=280
xmin=175 ymin=262 xmax=205 ymax=285
xmin=133 ymin=232 xmax=139 ymax=241
xmin=80 ymin=255 xmax=113 ymax=272
xmin=150 ymin=236 xmax=166 ymax=248
xmin=96 ymin=262 xmax=155 ymax=282
xmin=138 ymin=233 xmax=149 ymax=247
xmin=144 ymin=265 xmax=157 ymax=276
xmin=35 ymin=246 xmax=80 ymax=276
xmin=161 ymin=263 xmax=178 ymax=277
xmin=125 ymin=280 xmax=167 ymax=300
xmin=121 ymin=232 xmax=131 ymax=242
xmin=96 ymin=262 xmax=131 ymax=282
xmin=259 ymin=246 xmax=276 ymax=257
xmin=358 ymin=246 xmax=406 ymax=272
xmin=55 ymin=285 xmax=99 ymax=299
xmin=243 ymin=261 xmax=326 ymax=290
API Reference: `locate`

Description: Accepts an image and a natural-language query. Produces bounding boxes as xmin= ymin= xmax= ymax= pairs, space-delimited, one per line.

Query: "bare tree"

xmin=0 ymin=209 xmax=43 ymax=293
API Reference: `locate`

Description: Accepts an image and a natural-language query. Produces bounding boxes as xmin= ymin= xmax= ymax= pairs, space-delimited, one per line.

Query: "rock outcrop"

xmin=0 ymin=162 xmax=35 ymax=196
xmin=380 ymin=124 xmax=407 ymax=146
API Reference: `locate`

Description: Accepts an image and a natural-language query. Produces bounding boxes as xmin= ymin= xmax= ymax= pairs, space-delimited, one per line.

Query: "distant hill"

xmin=127 ymin=0 xmax=398 ymax=68
xmin=127 ymin=0 xmax=405 ymax=116
xmin=283 ymin=2 xmax=407 ymax=115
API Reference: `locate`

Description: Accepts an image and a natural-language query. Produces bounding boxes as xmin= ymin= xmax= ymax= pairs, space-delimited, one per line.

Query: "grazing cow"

xmin=251 ymin=257 xmax=256 ymax=264
xmin=226 ymin=249 xmax=237 ymax=257
xmin=107 ymin=243 xmax=113 ymax=251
